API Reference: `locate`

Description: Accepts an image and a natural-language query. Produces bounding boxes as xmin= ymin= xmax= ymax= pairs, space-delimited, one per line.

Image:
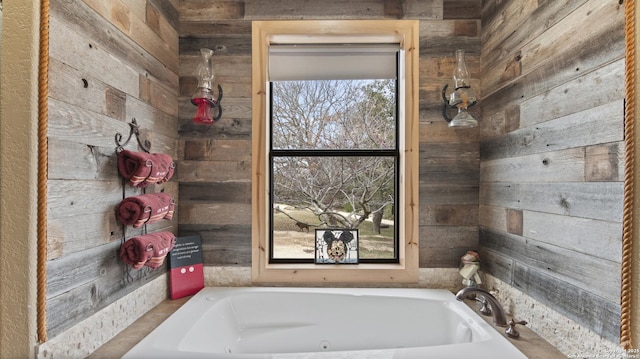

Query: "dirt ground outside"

xmin=272 ymin=205 xmax=395 ymax=260
xmin=273 ymin=230 xmax=395 ymax=259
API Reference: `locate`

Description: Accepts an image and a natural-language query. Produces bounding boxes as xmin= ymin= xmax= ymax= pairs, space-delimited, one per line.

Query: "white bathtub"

xmin=123 ymin=287 xmax=527 ymax=359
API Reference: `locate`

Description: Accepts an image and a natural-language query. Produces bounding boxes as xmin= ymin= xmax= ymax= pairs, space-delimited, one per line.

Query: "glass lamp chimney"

xmin=448 ymin=50 xmax=477 ymax=128
xmin=191 ymin=48 xmax=218 ymax=124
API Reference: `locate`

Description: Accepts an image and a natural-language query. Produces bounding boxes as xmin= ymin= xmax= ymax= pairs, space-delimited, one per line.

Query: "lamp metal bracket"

xmin=441 ymin=84 xmax=477 ymax=123
xmin=191 ymin=84 xmax=224 ymax=122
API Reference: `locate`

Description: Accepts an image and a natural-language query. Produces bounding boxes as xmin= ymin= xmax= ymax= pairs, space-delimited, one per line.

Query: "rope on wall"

xmin=621 ymin=0 xmax=635 ymax=350
xmin=37 ymin=0 xmax=50 ymax=343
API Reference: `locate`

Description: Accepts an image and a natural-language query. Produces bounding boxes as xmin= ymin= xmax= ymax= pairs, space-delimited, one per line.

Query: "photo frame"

xmin=315 ymin=229 xmax=359 ymax=264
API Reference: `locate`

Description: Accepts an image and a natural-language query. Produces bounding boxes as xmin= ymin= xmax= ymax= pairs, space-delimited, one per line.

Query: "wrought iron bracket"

xmin=115 ymin=118 xmax=151 ymax=153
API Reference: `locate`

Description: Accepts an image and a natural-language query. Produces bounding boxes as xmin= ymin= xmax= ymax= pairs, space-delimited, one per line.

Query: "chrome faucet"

xmin=456 ymin=287 xmax=508 ymax=327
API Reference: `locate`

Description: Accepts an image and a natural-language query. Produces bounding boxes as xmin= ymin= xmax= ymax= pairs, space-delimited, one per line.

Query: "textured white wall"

xmin=0 ymin=0 xmax=40 ymax=358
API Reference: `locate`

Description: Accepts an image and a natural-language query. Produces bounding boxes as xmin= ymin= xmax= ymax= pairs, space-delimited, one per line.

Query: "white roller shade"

xmin=268 ymin=44 xmax=400 ymax=81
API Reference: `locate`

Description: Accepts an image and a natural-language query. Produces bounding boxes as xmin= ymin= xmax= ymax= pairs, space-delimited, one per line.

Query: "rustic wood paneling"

xmin=183 ymin=139 xmax=251 ymax=161
xmin=177 ymin=160 xmax=251 ymax=183
xmin=522 ymin=211 xmax=621 ymax=262
xmin=148 ymin=0 xmax=179 ymax=31
xmin=47 ymin=0 xmax=179 ymax=339
xmin=49 ymin=18 xmax=140 ymax=97
xmin=179 ymin=34 xmax=252 ymax=56
xmin=479 ymin=0 xmax=624 ymax=343
xmin=480 ymin=101 xmax=623 ymax=161
xmin=48 ymin=139 xmax=118 ymax=181
xmin=179 ymin=21 xmax=251 ymax=36
xmin=511 ymin=263 xmax=621 ymax=343
xmin=481 ymin=25 xmax=624 ymax=135
xmin=179 ymin=0 xmax=245 ymax=21
xmin=420 ymin=143 xmax=480 ymax=184
xmin=482 ymin=1 xmax=622 ymax=98
xmin=443 ymin=0 xmax=482 ymax=20
xmin=480 ymin=227 xmax=620 ymax=303
xmin=477 ymin=247 xmax=513 ymax=283
xmin=51 ymin=0 xmax=179 ymax=88
xmin=420 ymin=205 xmax=478 ymax=226
xmin=480 ymin=147 xmax=586 ymax=183
xmin=40 ymin=0 xmax=623 ymax=346
xmin=81 ymin=0 xmax=179 ymax=70
xmin=179 ymin=224 xmax=252 ymax=266
xmin=178 ymin=117 xmax=253 ymax=140
xmin=180 ymin=182 xmax=252 ymax=203
xmin=480 ymin=182 xmax=623 ymax=223
xmin=46 ymin=239 xmax=167 ymax=337
xmin=481 ymin=0 xmax=581 ymax=68
xmin=585 ymin=142 xmax=624 ymax=182
xmin=420 ymin=184 xmax=479 ymax=205
xmin=178 ymin=0 xmax=482 ymax=269
xmin=479 ymin=246 xmax=621 ymax=343
xmin=420 ymin=224 xmax=478 ymax=269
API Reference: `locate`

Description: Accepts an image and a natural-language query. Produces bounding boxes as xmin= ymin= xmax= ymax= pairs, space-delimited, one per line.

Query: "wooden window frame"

xmin=251 ymin=20 xmax=419 ymax=283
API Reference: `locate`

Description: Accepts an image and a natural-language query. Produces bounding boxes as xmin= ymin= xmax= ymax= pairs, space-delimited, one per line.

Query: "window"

xmin=252 ymin=20 xmax=419 ymax=283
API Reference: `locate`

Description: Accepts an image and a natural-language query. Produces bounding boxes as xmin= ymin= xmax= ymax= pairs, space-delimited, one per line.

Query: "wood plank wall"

xmin=177 ymin=0 xmax=482 ymax=268
xmin=479 ymin=0 xmax=625 ymax=343
xmin=46 ymin=0 xmax=179 ymax=338
xmin=42 ymin=0 xmax=626 ymax=347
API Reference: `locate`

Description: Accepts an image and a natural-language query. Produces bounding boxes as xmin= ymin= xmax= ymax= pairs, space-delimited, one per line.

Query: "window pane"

xmin=271 ymin=80 xmax=396 ymax=150
xmin=271 ymin=156 xmax=396 ymax=260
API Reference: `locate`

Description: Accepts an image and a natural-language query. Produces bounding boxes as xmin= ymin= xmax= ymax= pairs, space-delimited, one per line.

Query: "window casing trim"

xmin=251 ymin=20 xmax=419 ymax=284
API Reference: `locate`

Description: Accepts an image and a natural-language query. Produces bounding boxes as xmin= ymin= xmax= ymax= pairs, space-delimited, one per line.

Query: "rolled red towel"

xmin=118 ymin=150 xmax=175 ymax=188
xmin=116 ymin=192 xmax=175 ymax=228
xmin=120 ymin=231 xmax=177 ymax=269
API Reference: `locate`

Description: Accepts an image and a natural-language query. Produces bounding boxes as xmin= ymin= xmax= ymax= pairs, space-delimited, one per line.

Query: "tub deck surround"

xmin=86 ymin=297 xmax=191 ymax=359
xmin=483 ymin=275 xmax=621 ymax=357
xmin=90 ymin=289 xmax=567 ymax=359
xmin=121 ymin=287 xmax=527 ymax=359
xmin=88 ymin=286 xmax=566 ymax=359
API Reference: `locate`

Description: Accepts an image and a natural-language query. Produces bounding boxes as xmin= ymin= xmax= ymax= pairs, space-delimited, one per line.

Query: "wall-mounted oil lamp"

xmin=441 ymin=49 xmax=477 ymax=128
xmin=192 ymin=48 xmax=223 ymax=124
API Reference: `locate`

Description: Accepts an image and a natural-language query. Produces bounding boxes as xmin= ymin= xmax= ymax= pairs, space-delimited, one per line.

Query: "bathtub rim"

xmin=123 ymin=286 xmax=527 ymax=359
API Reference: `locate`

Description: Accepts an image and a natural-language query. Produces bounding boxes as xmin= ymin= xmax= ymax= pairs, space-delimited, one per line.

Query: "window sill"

xmin=252 ymin=262 xmax=419 ymax=284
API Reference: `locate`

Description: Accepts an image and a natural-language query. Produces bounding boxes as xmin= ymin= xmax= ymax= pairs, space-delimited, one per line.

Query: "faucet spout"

xmin=456 ymin=287 xmax=508 ymax=327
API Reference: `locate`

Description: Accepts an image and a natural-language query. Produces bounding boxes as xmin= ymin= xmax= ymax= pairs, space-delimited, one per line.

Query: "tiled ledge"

xmin=484 ymin=275 xmax=622 ymax=358
xmin=37 ymin=275 xmax=168 ymax=359
xmin=462 ymin=298 xmax=566 ymax=358
xmin=87 ymin=296 xmax=189 ymax=359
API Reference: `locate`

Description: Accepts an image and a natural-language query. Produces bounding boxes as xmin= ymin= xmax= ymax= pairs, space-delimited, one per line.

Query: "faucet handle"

xmin=505 ymin=318 xmax=528 ymax=338
xmin=477 ymin=296 xmax=492 ymax=316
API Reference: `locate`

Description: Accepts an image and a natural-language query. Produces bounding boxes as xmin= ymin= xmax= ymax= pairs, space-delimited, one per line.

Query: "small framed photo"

xmin=315 ymin=229 xmax=359 ymax=264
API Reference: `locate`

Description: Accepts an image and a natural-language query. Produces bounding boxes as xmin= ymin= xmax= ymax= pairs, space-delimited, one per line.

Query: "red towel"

xmin=116 ymin=193 xmax=175 ymax=228
xmin=118 ymin=150 xmax=175 ymax=188
xmin=120 ymin=231 xmax=177 ymax=269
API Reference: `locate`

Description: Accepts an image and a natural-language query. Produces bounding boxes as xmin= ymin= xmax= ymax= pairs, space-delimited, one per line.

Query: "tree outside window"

xmin=270 ymin=79 xmax=398 ymax=262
